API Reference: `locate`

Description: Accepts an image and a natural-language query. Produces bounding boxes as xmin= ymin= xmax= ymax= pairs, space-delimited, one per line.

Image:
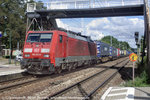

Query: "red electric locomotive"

xmin=21 ymin=29 xmax=97 ymax=74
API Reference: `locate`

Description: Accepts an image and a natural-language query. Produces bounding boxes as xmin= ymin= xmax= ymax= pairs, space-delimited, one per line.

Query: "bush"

xmin=137 ymin=56 xmax=147 ymax=74
xmin=3 ymin=55 xmax=16 ymax=59
xmin=124 ymin=56 xmax=150 ymax=86
xmin=124 ymin=71 xmax=150 ymax=87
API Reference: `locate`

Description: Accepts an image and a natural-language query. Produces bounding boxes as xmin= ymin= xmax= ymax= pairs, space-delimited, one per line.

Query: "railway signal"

xmin=135 ymin=32 xmax=139 ymax=46
xmin=134 ymin=32 xmax=141 ymax=62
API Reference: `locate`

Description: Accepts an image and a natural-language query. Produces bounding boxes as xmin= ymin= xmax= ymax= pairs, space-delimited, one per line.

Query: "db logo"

xmin=36 ymin=45 xmax=39 ymax=47
xmin=34 ymin=48 xmax=40 ymax=53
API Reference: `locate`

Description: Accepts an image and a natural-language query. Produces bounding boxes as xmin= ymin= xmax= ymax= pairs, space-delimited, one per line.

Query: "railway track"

xmin=45 ymin=59 xmax=129 ymax=100
xmin=0 ymin=57 xmax=127 ymax=96
xmin=0 ymin=75 xmax=32 ymax=85
xmin=0 ymin=75 xmax=51 ymax=92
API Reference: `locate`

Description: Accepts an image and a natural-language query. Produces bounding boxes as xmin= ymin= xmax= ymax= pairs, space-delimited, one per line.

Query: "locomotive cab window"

xmin=59 ymin=35 xmax=63 ymax=43
xmin=26 ymin=33 xmax=53 ymax=42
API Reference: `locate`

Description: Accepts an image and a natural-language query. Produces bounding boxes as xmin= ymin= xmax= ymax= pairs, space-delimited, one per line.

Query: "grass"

xmin=0 ymin=57 xmax=6 ymax=60
xmin=124 ymin=71 xmax=150 ymax=87
xmin=4 ymin=60 xmax=20 ymax=65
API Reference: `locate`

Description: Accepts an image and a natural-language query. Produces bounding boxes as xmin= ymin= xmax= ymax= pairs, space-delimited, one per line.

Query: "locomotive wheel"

xmin=88 ymin=60 xmax=91 ymax=66
xmin=55 ymin=67 xmax=62 ymax=74
xmin=73 ymin=62 xmax=78 ymax=69
xmin=68 ymin=66 xmax=72 ymax=71
xmin=72 ymin=62 xmax=76 ymax=69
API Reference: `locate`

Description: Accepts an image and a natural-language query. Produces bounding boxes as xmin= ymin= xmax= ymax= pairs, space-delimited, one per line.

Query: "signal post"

xmin=129 ymin=53 xmax=138 ymax=82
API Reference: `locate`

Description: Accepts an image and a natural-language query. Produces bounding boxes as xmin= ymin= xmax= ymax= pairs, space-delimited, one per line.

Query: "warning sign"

xmin=129 ymin=53 xmax=138 ymax=62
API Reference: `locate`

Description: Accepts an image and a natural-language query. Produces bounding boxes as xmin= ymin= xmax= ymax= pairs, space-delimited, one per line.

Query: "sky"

xmin=56 ymin=16 xmax=144 ymax=48
xmin=33 ymin=0 xmax=145 ymax=48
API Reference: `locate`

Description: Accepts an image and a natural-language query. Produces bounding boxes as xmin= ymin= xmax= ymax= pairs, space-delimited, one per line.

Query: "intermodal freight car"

xmin=95 ymin=41 xmax=130 ymax=61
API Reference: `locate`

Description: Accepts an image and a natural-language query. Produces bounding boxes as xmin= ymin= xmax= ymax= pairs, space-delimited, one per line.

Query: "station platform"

xmin=0 ymin=58 xmax=25 ymax=76
xmin=101 ymin=87 xmax=150 ymax=100
xmin=0 ymin=59 xmax=26 ymax=82
xmin=0 ymin=64 xmax=25 ymax=76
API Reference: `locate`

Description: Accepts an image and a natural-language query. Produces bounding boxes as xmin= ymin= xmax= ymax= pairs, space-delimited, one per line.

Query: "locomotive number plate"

xmin=34 ymin=48 xmax=40 ymax=53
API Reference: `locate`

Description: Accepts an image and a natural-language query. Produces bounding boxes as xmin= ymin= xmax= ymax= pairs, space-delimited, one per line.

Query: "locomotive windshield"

xmin=26 ymin=33 xmax=53 ymax=42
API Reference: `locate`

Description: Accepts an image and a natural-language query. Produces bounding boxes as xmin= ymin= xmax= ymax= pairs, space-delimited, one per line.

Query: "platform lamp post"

xmin=4 ymin=28 xmax=12 ymax=64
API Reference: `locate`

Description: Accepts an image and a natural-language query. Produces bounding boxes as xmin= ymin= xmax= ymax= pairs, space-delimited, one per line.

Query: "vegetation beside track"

xmin=124 ymin=71 xmax=150 ymax=87
xmin=100 ymin=36 xmax=132 ymax=50
xmin=124 ymin=56 xmax=150 ymax=87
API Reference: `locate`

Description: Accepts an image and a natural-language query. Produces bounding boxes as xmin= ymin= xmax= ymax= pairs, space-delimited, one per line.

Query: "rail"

xmin=45 ymin=58 xmax=128 ymax=100
xmin=0 ymin=74 xmax=31 ymax=84
xmin=86 ymin=60 xmax=129 ymax=99
xmin=0 ymin=76 xmax=50 ymax=92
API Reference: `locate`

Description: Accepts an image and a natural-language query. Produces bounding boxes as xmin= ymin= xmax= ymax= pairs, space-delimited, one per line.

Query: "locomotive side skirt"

xmin=55 ymin=56 xmax=97 ymax=67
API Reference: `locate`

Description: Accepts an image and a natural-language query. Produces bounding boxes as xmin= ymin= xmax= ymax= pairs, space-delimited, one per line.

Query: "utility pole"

xmin=17 ymin=42 xmax=19 ymax=50
xmin=141 ymin=35 xmax=146 ymax=64
xmin=89 ymin=0 xmax=91 ymax=8
xmin=110 ymin=36 xmax=112 ymax=46
xmin=122 ymin=0 xmax=124 ymax=6
xmin=135 ymin=32 xmax=140 ymax=61
xmin=144 ymin=0 xmax=150 ymax=78
xmin=93 ymin=0 xmax=95 ymax=8
xmin=138 ymin=41 xmax=140 ymax=62
xmin=0 ymin=31 xmax=2 ymax=57
xmin=81 ymin=18 xmax=84 ymax=33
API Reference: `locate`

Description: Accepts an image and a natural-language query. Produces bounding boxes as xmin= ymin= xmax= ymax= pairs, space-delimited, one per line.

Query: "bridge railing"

xmin=27 ymin=0 xmax=144 ymax=12
xmin=148 ymin=0 xmax=150 ymax=6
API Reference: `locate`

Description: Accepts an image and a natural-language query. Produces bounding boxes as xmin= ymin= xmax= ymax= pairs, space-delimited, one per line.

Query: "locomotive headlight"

xmin=41 ymin=49 xmax=50 ymax=53
xmin=24 ymin=48 xmax=32 ymax=53
xmin=43 ymin=54 xmax=49 ymax=57
xmin=25 ymin=54 xmax=30 ymax=57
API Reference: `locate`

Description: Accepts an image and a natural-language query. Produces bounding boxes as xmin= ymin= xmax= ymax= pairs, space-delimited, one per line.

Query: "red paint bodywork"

xmin=23 ymin=30 xmax=97 ymax=67
xmin=117 ymin=48 xmax=120 ymax=57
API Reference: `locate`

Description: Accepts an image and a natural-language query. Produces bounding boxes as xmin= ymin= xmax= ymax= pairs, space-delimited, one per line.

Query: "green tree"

xmin=100 ymin=35 xmax=131 ymax=50
xmin=0 ymin=0 xmax=26 ymax=50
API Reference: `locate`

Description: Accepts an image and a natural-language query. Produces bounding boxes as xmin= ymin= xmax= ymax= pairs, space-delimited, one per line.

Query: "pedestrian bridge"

xmin=27 ymin=0 xmax=145 ymax=18
xmin=30 ymin=0 xmax=144 ymax=10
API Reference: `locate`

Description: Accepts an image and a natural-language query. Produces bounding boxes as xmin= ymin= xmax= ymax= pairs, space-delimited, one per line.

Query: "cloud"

xmin=56 ymin=17 xmax=144 ymax=48
xmin=56 ymin=19 xmax=83 ymax=32
xmin=86 ymin=17 xmax=144 ymax=48
xmin=56 ymin=19 xmax=104 ymax=40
